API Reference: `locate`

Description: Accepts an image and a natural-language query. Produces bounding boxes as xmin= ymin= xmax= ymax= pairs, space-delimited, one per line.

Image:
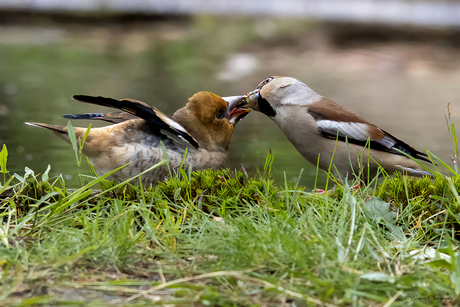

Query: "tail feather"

xmin=25 ymin=122 xmax=68 ymax=135
xmin=396 ymin=165 xmax=434 ymax=177
xmin=26 ymin=122 xmax=74 ymax=146
xmin=25 ymin=122 xmax=100 ymax=156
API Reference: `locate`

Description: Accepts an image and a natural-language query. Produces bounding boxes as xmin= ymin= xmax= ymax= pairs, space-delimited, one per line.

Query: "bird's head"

xmin=242 ymin=76 xmax=321 ymax=117
xmin=173 ymin=91 xmax=250 ymax=152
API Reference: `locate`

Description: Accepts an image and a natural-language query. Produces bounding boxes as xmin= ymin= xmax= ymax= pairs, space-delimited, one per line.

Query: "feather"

xmin=316 ymin=120 xmax=430 ymax=162
xmin=62 ymin=112 xmax=138 ymax=123
xmin=72 ymin=95 xmax=200 ymax=150
xmin=308 ymin=97 xmax=430 ymax=162
xmin=25 ymin=122 xmax=67 ymax=134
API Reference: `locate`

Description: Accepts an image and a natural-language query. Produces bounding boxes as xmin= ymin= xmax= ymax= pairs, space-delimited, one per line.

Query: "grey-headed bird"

xmin=242 ymin=76 xmax=432 ymax=182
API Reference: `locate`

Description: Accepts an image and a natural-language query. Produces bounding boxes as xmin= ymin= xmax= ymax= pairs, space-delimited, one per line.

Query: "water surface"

xmin=1 ymin=18 xmax=459 ymax=188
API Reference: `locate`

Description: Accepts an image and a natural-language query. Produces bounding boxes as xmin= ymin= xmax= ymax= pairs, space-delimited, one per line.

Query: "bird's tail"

xmin=25 ymin=122 xmax=71 ymax=141
xmin=25 ymin=122 xmax=100 ymax=157
xmin=396 ymin=165 xmax=434 ymax=177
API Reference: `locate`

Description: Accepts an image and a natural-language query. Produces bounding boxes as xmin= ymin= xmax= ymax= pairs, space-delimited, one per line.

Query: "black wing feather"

xmin=382 ymin=130 xmax=431 ymax=163
xmin=72 ymin=95 xmax=200 ymax=149
xmin=62 ymin=112 xmax=138 ymax=123
xmin=320 ymin=129 xmax=431 ymax=163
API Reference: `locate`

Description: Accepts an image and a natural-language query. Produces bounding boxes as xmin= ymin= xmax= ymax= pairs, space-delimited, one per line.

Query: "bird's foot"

xmin=312 ymin=188 xmax=335 ymax=195
xmin=313 ymin=183 xmax=360 ymax=195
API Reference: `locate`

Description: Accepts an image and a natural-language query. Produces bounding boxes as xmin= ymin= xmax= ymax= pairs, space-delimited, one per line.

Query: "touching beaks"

xmin=222 ymin=95 xmax=251 ymax=125
xmin=243 ymin=89 xmax=260 ymax=108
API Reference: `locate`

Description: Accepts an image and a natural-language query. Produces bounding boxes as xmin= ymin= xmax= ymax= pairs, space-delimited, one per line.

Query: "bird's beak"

xmin=241 ymin=89 xmax=260 ymax=109
xmin=223 ymin=95 xmax=251 ymax=125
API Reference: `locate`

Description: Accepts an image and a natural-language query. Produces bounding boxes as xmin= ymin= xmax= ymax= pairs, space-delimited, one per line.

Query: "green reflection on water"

xmin=0 ymin=17 xmax=325 ymax=189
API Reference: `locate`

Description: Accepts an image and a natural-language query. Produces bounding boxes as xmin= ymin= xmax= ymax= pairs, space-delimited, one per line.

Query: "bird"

xmin=25 ymin=92 xmax=250 ymax=186
xmin=241 ymin=76 xmax=433 ymax=183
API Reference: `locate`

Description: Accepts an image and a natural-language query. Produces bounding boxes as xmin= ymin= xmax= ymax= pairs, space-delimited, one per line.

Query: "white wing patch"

xmin=151 ymin=107 xmax=188 ymax=133
xmin=378 ymin=135 xmax=397 ymax=148
xmin=160 ymin=129 xmax=198 ymax=154
xmin=318 ymin=120 xmax=371 ymax=141
xmin=161 ymin=116 xmax=188 ymax=133
xmin=318 ymin=120 xmax=397 ymax=149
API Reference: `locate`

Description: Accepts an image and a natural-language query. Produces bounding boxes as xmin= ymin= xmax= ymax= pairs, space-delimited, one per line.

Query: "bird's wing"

xmin=62 ymin=112 xmax=139 ymax=123
xmin=308 ymin=98 xmax=430 ymax=162
xmin=71 ymin=95 xmax=201 ymax=150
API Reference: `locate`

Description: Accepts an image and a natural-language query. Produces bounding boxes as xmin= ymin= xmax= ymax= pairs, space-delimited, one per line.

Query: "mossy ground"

xmin=1 ymin=148 xmax=460 ymax=307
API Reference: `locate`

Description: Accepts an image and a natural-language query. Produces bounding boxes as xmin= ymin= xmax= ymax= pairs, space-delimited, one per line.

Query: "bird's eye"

xmin=257 ymin=77 xmax=274 ymax=90
xmin=216 ymin=110 xmax=225 ymax=120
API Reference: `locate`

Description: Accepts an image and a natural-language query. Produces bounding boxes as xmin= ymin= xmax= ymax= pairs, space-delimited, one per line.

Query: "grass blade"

xmin=67 ymin=120 xmax=79 ymax=166
xmin=0 ymin=144 xmax=8 ymax=174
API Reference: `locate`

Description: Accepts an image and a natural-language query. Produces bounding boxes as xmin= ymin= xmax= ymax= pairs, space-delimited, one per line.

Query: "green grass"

xmin=1 ymin=143 xmax=460 ymax=306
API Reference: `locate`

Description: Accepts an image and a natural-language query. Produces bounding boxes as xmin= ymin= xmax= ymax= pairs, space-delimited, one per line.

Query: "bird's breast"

xmin=273 ymin=106 xmax=324 ymax=164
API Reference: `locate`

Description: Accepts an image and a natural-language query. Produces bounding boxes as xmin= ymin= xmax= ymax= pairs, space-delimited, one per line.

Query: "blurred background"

xmin=1 ymin=0 xmax=460 ymax=188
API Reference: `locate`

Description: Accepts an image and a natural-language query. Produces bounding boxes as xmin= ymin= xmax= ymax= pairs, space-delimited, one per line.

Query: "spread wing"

xmin=308 ymin=98 xmax=430 ymax=162
xmin=71 ymin=95 xmax=201 ymax=150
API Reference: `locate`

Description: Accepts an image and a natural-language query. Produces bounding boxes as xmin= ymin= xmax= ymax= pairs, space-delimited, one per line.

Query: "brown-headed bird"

xmin=242 ymin=76 xmax=433 ymax=182
xmin=25 ymin=92 xmax=250 ymax=186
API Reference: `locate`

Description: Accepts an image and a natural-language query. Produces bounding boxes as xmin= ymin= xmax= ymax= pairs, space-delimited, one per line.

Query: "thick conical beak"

xmin=244 ymin=90 xmax=260 ymax=108
xmin=222 ymin=95 xmax=251 ymax=125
